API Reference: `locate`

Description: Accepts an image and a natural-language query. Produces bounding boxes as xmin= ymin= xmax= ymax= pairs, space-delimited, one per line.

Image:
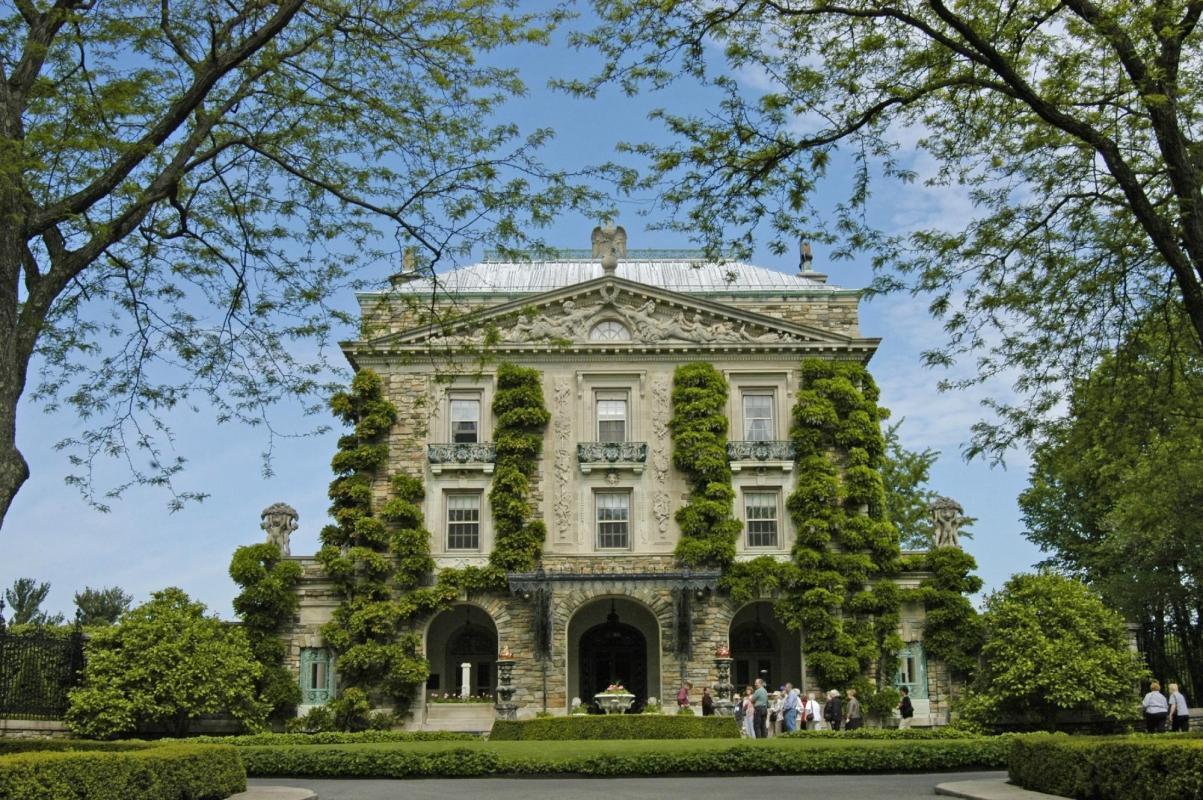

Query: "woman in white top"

xmin=804 ymin=692 xmax=825 ymax=731
xmin=1142 ymin=680 xmax=1170 ymax=733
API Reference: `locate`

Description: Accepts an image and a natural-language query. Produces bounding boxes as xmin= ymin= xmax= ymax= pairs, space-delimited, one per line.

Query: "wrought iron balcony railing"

xmin=577 ymin=441 xmax=648 ymax=473
xmin=726 ymin=440 xmax=796 ymax=471
xmin=427 ymin=442 xmax=496 ymax=474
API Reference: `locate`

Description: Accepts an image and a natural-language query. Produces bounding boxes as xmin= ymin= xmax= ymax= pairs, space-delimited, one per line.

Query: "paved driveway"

xmin=251 ymin=770 xmax=1008 ymax=799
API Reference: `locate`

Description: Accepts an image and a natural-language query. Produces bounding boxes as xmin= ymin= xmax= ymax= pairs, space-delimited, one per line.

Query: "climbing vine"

xmin=778 ymin=359 xmax=902 ymax=710
xmin=229 ymin=544 xmax=304 ymax=720
xmin=910 ymin=548 xmax=984 ymax=677
xmin=670 ymin=363 xmax=741 ymax=568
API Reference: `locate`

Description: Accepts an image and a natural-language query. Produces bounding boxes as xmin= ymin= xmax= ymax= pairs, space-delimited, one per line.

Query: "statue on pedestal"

xmin=260 ymin=502 xmax=299 ymax=556
xmin=929 ymin=497 xmax=966 ymax=549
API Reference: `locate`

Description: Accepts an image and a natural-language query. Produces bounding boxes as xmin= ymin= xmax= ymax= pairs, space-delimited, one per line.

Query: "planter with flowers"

xmin=594 ymin=684 xmax=636 ymax=714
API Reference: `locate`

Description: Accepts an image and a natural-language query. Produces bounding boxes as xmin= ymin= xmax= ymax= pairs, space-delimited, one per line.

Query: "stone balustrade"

xmin=576 ymin=441 xmax=648 ymax=473
xmin=427 ymin=442 xmax=496 ymax=474
xmin=726 ymin=440 xmax=797 ymax=471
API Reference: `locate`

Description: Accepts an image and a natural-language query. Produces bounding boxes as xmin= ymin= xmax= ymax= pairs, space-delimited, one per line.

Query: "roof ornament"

xmin=388 ymin=239 xmax=421 ymax=287
xmin=592 ymin=220 xmax=627 ymax=275
xmin=798 ymin=240 xmax=828 ymax=284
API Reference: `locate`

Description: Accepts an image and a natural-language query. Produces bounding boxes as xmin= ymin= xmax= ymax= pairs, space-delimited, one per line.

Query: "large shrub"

xmin=961 ymin=573 xmax=1146 ymax=729
xmin=0 ymin=743 xmax=244 ymax=800
xmin=489 ymin=714 xmax=740 ymax=740
xmin=65 ymin=588 xmax=266 ymax=738
xmin=229 ymin=542 xmax=303 ymax=720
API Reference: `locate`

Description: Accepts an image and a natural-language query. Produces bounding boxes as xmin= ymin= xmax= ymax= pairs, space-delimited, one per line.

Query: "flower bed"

xmin=1009 ymin=734 xmax=1203 ymax=799
xmin=0 ymin=743 xmax=243 ymax=800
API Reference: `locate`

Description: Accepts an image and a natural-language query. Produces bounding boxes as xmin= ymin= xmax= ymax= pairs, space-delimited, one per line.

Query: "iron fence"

xmin=1134 ymin=624 xmax=1203 ymax=705
xmin=0 ymin=619 xmax=86 ymax=720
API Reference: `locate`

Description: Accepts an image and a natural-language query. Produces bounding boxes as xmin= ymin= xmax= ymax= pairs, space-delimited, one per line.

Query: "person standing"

xmin=782 ymin=684 xmax=800 ymax=733
xmin=677 ymin=680 xmax=693 ymax=710
xmin=898 ymin=686 xmax=915 ymax=729
xmin=845 ymin=688 xmax=863 ymax=730
xmin=1142 ymin=681 xmax=1170 ymax=733
xmin=701 ymin=687 xmax=714 ymax=716
xmin=1168 ymin=683 xmax=1191 ymax=732
xmin=805 ymin=692 xmax=825 ymax=730
xmin=752 ymin=678 xmax=769 ymax=738
xmin=824 ymin=689 xmax=843 ymax=731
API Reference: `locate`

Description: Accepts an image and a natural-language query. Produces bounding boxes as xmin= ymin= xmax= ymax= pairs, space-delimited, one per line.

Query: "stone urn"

xmin=594 ymin=692 xmax=636 ymax=714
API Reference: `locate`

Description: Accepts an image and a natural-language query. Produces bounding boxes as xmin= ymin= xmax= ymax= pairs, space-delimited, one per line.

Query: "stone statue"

xmin=261 ymin=502 xmax=299 ymax=556
xmin=929 ymin=496 xmax=965 ymax=549
xmin=591 ymin=220 xmax=628 ymax=259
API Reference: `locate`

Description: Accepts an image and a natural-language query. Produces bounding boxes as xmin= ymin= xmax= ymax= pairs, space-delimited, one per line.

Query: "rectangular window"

xmin=446 ymin=493 xmax=481 ymax=550
xmin=450 ymin=398 xmax=481 ymax=443
xmin=596 ymin=392 xmax=628 ymax=442
xmin=745 ymin=491 xmax=779 ymax=548
xmin=743 ymin=393 xmax=775 ymax=441
xmin=299 ymin=648 xmax=334 ymax=704
xmin=895 ymin=643 xmax=929 ymax=699
xmin=596 ymin=491 xmax=630 ymax=549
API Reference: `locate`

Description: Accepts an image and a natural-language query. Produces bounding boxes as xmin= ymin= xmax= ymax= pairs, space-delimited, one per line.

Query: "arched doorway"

xmin=567 ymin=597 xmax=661 ymax=711
xmin=425 ymin=604 xmax=498 ymax=699
xmin=729 ymin=601 xmax=802 ymax=691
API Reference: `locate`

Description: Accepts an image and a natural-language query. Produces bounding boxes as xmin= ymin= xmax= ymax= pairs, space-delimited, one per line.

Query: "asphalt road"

xmin=251 ymin=770 xmax=1007 ymax=799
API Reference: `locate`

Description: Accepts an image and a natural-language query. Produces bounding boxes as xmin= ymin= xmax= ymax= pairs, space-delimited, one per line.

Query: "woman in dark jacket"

xmin=823 ymin=690 xmax=843 ymax=731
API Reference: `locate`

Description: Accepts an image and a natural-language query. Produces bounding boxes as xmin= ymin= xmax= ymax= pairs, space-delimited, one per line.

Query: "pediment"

xmin=357 ymin=276 xmax=860 ymax=351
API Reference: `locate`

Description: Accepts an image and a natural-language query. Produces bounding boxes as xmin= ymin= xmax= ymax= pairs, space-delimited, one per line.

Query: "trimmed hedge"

xmin=0 ymin=740 xmax=155 ymax=756
xmin=489 ymin=714 xmax=741 ymax=740
xmin=780 ymin=727 xmax=987 ymax=740
xmin=184 ymin=730 xmax=476 ymax=745
xmin=0 ymin=743 xmax=244 ymax=800
xmin=1009 ymin=734 xmax=1203 ymax=800
xmin=239 ymin=737 xmax=1011 ymax=778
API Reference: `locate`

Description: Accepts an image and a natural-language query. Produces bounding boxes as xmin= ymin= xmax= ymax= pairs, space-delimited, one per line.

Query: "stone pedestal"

xmin=460 ymin=662 xmax=472 ymax=698
xmin=713 ymin=656 xmax=734 ymax=717
xmin=495 ymin=658 xmax=517 ymax=721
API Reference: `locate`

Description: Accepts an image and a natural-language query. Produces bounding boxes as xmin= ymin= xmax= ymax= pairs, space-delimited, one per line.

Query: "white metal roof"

xmin=372 ymin=250 xmax=843 ymax=296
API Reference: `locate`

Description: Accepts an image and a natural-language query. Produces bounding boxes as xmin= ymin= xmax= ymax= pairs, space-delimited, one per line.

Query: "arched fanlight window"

xmin=590 ymin=320 xmax=631 ymax=341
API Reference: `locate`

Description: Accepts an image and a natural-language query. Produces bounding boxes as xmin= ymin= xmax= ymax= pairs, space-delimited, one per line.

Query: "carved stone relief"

xmin=552 ymin=377 xmax=574 ymax=544
xmin=431 ymin=291 xmax=804 ymax=346
xmin=650 ymin=376 xmax=673 ymax=543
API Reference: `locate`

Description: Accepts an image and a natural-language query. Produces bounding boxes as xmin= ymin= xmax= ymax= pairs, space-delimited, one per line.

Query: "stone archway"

xmin=425 ymin=603 xmax=498 ymax=699
xmin=566 ymin=596 xmax=661 ymax=711
xmin=728 ymin=601 xmax=801 ymax=691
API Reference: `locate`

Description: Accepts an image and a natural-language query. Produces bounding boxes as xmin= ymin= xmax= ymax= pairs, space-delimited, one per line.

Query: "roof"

xmin=366 ymin=249 xmax=845 ymax=297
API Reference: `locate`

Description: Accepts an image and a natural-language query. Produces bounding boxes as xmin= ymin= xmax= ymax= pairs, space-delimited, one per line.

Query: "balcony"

xmin=427 ymin=442 xmax=496 ymax=474
xmin=726 ymin=440 xmax=796 ymax=472
xmin=577 ymin=441 xmax=648 ymax=474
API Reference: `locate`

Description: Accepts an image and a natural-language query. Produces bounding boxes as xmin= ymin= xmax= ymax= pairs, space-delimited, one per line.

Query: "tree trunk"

xmin=0 ymin=194 xmax=32 ymax=532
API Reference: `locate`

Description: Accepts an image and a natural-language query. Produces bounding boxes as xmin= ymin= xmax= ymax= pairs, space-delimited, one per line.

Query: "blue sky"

xmin=2 ymin=9 xmax=1044 ymax=620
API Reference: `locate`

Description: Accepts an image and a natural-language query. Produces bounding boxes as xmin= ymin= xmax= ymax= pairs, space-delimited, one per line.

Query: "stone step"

xmin=422 ymin=703 xmax=495 ymax=732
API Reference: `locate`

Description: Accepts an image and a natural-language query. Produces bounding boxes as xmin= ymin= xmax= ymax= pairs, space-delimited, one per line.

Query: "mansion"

xmin=273 ymin=228 xmax=958 ymax=727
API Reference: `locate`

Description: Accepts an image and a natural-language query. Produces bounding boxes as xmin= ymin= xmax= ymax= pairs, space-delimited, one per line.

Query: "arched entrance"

xmin=729 ymin=601 xmax=802 ymax=691
xmin=567 ymin=597 xmax=661 ymax=711
xmin=425 ymin=604 xmax=498 ymax=699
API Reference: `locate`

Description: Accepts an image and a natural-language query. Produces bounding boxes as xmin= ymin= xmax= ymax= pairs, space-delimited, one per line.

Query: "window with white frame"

xmin=744 ymin=490 xmax=780 ymax=548
xmin=595 ymin=391 xmax=629 ymax=443
xmin=450 ymin=397 xmax=481 ymax=443
xmin=446 ymin=493 xmax=481 ymax=550
xmin=595 ymin=491 xmax=631 ymax=549
xmin=742 ymin=392 xmax=775 ymax=441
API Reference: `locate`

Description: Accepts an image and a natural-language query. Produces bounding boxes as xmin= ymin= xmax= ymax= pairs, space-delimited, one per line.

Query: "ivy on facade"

xmin=229 ymin=543 xmax=304 ymax=719
xmin=670 ymin=363 xmax=741 ymax=567
xmin=907 ymin=548 xmax=984 ymax=677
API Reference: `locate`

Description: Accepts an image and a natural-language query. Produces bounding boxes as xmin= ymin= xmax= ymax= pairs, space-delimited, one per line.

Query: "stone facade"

xmin=279 ymin=245 xmax=954 ymax=727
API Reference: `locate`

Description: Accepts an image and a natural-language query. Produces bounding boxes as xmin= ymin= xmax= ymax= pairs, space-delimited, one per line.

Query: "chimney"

xmin=388 ymin=248 xmax=420 ymax=287
xmin=798 ymin=241 xmax=827 ymax=284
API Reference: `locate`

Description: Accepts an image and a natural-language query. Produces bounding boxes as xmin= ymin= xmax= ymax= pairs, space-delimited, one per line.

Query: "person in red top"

xmin=677 ymin=681 xmax=693 ymax=709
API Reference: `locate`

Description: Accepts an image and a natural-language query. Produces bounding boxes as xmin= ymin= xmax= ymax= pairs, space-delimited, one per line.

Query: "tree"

xmin=571 ymin=0 xmax=1203 ymax=457
xmin=881 ymin=421 xmax=940 ymax=550
xmin=960 ymin=572 xmax=1145 ymax=730
xmin=65 ymin=587 xmax=265 ymax=738
xmin=73 ymin=586 xmax=133 ymax=626
xmin=3 ymin=577 xmax=63 ymax=626
xmin=1020 ymin=309 xmax=1203 ymax=697
xmin=0 ymin=1 xmax=589 ymax=529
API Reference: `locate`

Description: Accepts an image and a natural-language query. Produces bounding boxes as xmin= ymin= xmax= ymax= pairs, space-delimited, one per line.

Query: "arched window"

xmin=590 ymin=320 xmax=630 ymax=341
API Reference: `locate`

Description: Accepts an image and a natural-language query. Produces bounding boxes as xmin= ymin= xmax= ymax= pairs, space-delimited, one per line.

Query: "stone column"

xmin=461 ymin=662 xmax=472 ymax=698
